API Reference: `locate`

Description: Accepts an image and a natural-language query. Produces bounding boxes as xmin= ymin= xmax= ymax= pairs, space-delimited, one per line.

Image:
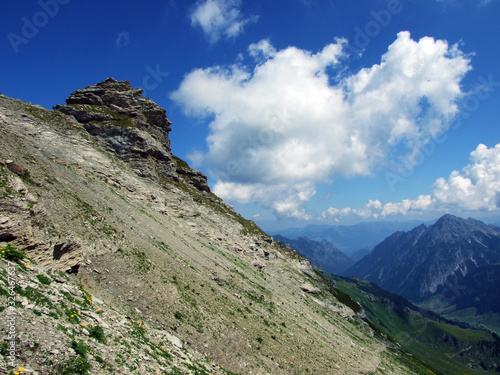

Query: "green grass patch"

xmin=88 ymin=324 xmax=106 ymax=343
xmin=36 ymin=273 xmax=52 ymax=285
xmin=1 ymin=243 xmax=26 ymax=263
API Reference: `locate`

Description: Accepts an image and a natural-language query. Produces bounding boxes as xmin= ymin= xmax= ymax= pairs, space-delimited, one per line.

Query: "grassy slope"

xmin=326 ymin=274 xmax=500 ymax=375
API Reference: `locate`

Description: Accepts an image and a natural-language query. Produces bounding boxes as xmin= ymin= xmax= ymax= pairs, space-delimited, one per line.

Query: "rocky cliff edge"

xmin=55 ymin=78 xmax=210 ymax=193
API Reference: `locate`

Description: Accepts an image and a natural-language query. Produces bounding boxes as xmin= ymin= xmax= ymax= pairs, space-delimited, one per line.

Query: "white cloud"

xmin=190 ymin=0 xmax=257 ymax=43
xmin=324 ymin=143 xmax=500 ymax=220
xmin=171 ymin=32 xmax=471 ymax=218
xmin=433 ymin=143 xmax=500 ymax=210
xmin=213 ymin=181 xmax=316 ymax=220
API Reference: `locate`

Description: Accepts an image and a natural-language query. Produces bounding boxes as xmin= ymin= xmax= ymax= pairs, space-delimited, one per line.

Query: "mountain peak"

xmin=54 ymin=78 xmax=210 ymax=192
xmin=346 ymin=214 xmax=500 ymax=301
xmin=55 ymin=77 xmax=172 ymax=132
xmin=437 ymin=213 xmax=460 ymax=222
xmin=432 ymin=213 xmax=496 ymax=238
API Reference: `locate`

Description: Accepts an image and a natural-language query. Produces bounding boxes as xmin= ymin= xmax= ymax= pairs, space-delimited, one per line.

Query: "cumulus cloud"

xmin=214 ymin=181 xmax=316 ymax=220
xmin=190 ymin=0 xmax=257 ymax=43
xmin=324 ymin=144 xmax=500 ymax=220
xmin=171 ymin=31 xmax=471 ymax=218
xmin=433 ymin=143 xmax=500 ymax=210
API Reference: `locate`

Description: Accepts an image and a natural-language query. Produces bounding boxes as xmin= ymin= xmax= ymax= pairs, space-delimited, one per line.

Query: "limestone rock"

xmin=54 ymin=78 xmax=211 ymax=192
xmin=55 ymin=78 xmax=174 ymax=180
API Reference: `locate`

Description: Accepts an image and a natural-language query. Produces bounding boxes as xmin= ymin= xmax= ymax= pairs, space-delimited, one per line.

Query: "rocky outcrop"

xmin=56 ymin=77 xmax=171 ymax=133
xmin=0 ymin=170 xmax=83 ymax=273
xmin=54 ymin=78 xmax=210 ymax=192
xmin=174 ymin=157 xmax=211 ymax=193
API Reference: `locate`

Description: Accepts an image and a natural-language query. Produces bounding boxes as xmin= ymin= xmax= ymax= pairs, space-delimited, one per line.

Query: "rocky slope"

xmin=345 ymin=214 xmax=500 ymax=303
xmin=273 ymin=235 xmax=354 ymax=275
xmin=0 ymin=80 xmax=430 ymax=374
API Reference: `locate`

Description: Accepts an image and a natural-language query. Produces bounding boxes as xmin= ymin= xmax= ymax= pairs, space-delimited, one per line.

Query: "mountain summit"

xmin=345 ymin=214 xmax=500 ymax=302
xmin=54 ymin=78 xmax=210 ymax=193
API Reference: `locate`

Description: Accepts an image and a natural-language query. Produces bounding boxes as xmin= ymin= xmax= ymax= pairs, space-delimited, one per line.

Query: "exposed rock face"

xmin=55 ymin=78 xmax=210 ymax=192
xmin=57 ymin=77 xmax=171 ymax=133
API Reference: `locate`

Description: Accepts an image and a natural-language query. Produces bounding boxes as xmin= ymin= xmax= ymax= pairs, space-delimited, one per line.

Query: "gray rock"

xmin=54 ymin=78 xmax=211 ymax=193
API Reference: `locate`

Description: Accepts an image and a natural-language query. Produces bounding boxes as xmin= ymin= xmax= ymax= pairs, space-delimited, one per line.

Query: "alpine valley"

xmin=345 ymin=214 xmax=500 ymax=334
xmin=1 ymin=79 xmax=500 ymax=375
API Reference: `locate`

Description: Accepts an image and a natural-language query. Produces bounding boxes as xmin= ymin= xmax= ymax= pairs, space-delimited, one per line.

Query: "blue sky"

xmin=1 ymin=0 xmax=500 ymax=231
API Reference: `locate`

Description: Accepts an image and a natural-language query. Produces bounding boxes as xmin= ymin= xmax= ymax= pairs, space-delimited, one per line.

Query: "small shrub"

xmin=59 ymin=340 xmax=91 ymax=374
xmin=174 ymin=311 xmax=183 ymax=321
xmin=71 ymin=340 xmax=88 ymax=358
xmin=2 ymin=243 xmax=25 ymax=263
xmin=88 ymin=325 xmax=106 ymax=343
xmin=58 ymin=356 xmax=91 ymax=375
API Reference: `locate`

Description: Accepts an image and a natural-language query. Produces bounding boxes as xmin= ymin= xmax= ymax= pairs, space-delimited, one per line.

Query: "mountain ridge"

xmin=273 ymin=234 xmax=355 ymax=274
xmin=0 ymin=81 xmax=430 ymax=374
xmin=272 ymin=220 xmax=425 ymax=255
xmin=345 ymin=214 xmax=500 ymax=303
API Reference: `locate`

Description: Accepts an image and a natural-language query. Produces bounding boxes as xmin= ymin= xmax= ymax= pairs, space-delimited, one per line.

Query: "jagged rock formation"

xmin=345 ymin=214 xmax=500 ymax=302
xmin=0 ymin=85 xmax=432 ymax=374
xmin=54 ymin=78 xmax=210 ymax=193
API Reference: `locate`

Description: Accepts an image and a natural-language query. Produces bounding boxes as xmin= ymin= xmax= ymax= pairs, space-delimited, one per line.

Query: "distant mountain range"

xmin=273 ymin=235 xmax=354 ymax=274
xmin=272 ymin=220 xmax=425 ymax=255
xmin=344 ymin=214 xmax=500 ymax=304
